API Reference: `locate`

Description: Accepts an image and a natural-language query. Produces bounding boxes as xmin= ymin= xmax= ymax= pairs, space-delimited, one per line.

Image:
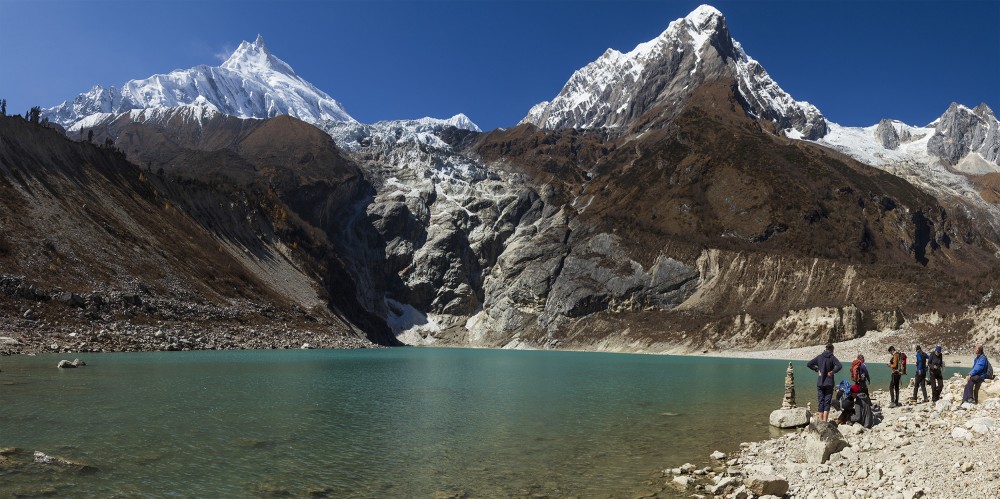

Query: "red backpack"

xmin=898 ymin=352 xmax=907 ymax=374
xmin=851 ymin=359 xmax=863 ymax=382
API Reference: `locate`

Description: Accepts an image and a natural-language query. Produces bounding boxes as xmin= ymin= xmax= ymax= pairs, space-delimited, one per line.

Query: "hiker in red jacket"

xmin=850 ymin=354 xmax=871 ymax=395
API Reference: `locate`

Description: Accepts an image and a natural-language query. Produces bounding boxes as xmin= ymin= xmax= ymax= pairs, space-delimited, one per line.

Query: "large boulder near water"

xmin=804 ymin=421 xmax=848 ymax=464
xmin=769 ymin=407 xmax=809 ymax=428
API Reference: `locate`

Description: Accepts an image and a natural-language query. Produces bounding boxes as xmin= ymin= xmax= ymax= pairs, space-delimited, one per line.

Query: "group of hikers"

xmin=806 ymin=342 xmax=994 ymax=427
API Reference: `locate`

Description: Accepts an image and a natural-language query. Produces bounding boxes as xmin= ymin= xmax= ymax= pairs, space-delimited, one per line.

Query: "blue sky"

xmin=1 ymin=0 xmax=997 ymax=131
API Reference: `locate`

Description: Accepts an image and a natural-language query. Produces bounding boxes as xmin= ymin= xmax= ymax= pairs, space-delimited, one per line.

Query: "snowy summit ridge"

xmin=521 ymin=4 xmax=828 ymax=139
xmin=45 ymin=35 xmax=355 ymax=128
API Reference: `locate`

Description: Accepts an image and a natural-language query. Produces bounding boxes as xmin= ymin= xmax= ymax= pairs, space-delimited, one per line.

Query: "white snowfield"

xmin=808 ymin=109 xmax=1000 ymax=230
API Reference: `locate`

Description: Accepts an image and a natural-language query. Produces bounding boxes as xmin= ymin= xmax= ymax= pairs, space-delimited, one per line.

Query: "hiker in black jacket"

xmin=807 ymin=343 xmax=843 ymax=422
xmin=928 ymin=345 xmax=945 ymax=402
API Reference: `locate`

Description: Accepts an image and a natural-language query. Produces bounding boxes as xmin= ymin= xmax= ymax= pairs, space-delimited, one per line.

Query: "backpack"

xmin=898 ymin=352 xmax=907 ymax=375
xmin=986 ymin=357 xmax=995 ymax=380
xmin=851 ymin=359 xmax=863 ymax=382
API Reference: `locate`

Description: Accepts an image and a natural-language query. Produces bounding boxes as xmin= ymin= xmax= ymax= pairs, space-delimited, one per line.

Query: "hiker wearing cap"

xmin=887 ymin=346 xmax=904 ymax=408
xmin=807 ymin=343 xmax=843 ymax=422
xmin=850 ymin=354 xmax=871 ymax=395
xmin=911 ymin=346 xmax=928 ymax=403
xmin=963 ymin=344 xmax=992 ymax=404
xmin=928 ymin=345 xmax=945 ymax=402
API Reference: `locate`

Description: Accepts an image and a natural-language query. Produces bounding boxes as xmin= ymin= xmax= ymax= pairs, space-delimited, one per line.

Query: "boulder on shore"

xmin=804 ymin=421 xmax=848 ymax=464
xmin=745 ymin=475 xmax=790 ymax=496
xmin=769 ymin=407 xmax=810 ymax=428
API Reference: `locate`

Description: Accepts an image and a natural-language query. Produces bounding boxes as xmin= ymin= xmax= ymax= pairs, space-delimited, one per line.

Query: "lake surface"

xmin=2 ymin=348 xmax=820 ymax=497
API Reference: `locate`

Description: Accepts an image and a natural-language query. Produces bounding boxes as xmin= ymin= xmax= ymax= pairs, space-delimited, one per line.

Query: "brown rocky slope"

xmin=0 ymin=115 xmax=382 ymax=353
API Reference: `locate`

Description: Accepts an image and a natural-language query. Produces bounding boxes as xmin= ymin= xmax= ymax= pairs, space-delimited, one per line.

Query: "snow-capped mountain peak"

xmin=220 ymin=34 xmax=294 ymax=75
xmin=442 ymin=113 xmax=482 ymax=132
xmin=45 ymin=36 xmax=355 ymax=128
xmin=520 ymin=4 xmax=828 ymax=139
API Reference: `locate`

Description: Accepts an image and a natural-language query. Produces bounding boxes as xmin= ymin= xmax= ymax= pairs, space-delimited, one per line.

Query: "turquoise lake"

xmin=1 ymin=348 xmax=828 ymax=497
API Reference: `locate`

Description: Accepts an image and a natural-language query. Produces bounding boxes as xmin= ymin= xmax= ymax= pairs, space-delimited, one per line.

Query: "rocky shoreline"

xmin=658 ymin=376 xmax=999 ymax=499
xmin=0 ymin=320 xmax=374 ymax=356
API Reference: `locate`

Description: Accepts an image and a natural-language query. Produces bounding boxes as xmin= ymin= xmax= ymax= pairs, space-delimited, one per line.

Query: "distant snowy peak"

xmin=45 ymin=35 xmax=354 ymax=128
xmin=520 ymin=4 xmax=828 ymax=139
xmin=220 ymin=34 xmax=295 ymax=75
xmin=439 ymin=113 xmax=482 ymax=132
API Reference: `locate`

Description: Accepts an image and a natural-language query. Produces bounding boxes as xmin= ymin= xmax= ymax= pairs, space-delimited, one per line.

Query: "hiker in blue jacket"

xmin=807 ymin=343 xmax=843 ymax=422
xmin=964 ymin=344 xmax=990 ymax=404
xmin=911 ymin=346 xmax=929 ymax=403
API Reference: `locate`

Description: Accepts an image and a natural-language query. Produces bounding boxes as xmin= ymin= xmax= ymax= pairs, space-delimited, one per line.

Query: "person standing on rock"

xmin=887 ymin=346 xmax=903 ymax=408
xmin=928 ymin=345 xmax=945 ymax=402
xmin=850 ymin=354 xmax=871 ymax=395
xmin=963 ymin=344 xmax=990 ymax=404
xmin=807 ymin=343 xmax=842 ymax=422
xmin=911 ymin=345 xmax=929 ymax=403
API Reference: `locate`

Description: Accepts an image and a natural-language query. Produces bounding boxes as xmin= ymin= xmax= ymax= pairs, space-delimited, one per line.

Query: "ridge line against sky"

xmin=0 ymin=0 xmax=997 ymax=131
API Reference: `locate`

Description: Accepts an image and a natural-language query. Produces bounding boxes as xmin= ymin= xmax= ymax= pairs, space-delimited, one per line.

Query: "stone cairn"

xmin=783 ymin=362 xmax=796 ymax=408
xmin=769 ymin=362 xmax=810 ymax=428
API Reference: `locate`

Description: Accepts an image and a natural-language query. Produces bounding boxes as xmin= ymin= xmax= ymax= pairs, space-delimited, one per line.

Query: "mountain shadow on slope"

xmin=0 ymin=115 xmax=395 ymax=345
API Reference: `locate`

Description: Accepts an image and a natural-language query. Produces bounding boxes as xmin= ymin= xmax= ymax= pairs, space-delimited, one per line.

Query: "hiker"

xmin=928 ymin=345 xmax=945 ymax=402
xmin=963 ymin=344 xmax=991 ymax=404
xmin=887 ymin=346 xmax=905 ymax=408
xmin=852 ymin=387 xmax=881 ymax=428
xmin=911 ymin=345 xmax=929 ymax=403
xmin=807 ymin=343 xmax=842 ymax=422
xmin=835 ymin=382 xmax=860 ymax=425
xmin=850 ymin=354 xmax=871 ymax=394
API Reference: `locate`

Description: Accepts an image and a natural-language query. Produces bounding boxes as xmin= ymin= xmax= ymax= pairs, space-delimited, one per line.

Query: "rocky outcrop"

xmin=874 ymin=119 xmax=903 ymax=149
xmin=32 ymin=451 xmax=98 ymax=474
xmin=928 ymin=103 xmax=1000 ymax=164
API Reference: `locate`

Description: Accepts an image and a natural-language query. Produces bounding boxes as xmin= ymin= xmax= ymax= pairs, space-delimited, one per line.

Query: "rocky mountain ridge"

xmin=10 ymin=5 xmax=1000 ymax=355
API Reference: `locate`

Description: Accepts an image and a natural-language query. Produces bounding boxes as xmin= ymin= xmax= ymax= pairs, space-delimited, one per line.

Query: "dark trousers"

xmin=963 ymin=375 xmax=984 ymax=403
xmin=929 ymin=368 xmax=944 ymax=401
xmin=912 ymin=371 xmax=927 ymax=401
xmin=858 ymin=379 xmax=869 ymax=395
xmin=817 ymin=385 xmax=834 ymax=411
xmin=889 ymin=372 xmax=901 ymax=404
